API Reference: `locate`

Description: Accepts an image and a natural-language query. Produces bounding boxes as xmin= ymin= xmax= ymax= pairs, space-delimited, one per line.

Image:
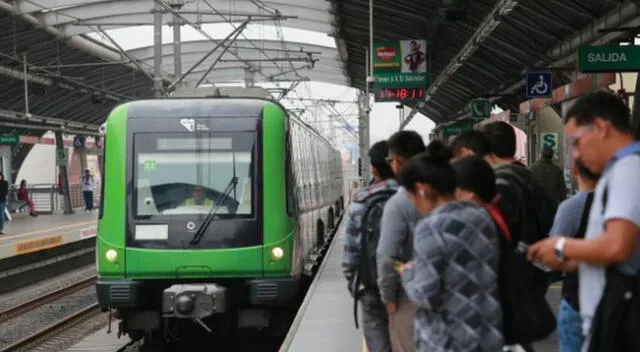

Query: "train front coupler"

xmin=161 ymin=283 xmax=227 ymax=333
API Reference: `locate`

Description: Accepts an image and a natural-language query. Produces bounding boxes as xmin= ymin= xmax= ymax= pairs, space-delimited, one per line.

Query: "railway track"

xmin=0 ymin=275 xmax=100 ymax=352
xmin=0 ymin=275 xmax=97 ymax=324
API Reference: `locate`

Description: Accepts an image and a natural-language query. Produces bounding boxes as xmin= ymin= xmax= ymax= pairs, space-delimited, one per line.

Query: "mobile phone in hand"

xmin=390 ymin=256 xmax=407 ymax=272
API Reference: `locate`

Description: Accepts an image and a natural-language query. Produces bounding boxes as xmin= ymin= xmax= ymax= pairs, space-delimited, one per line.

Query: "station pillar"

xmin=358 ymin=90 xmax=371 ymax=184
xmin=55 ymin=131 xmax=74 ymax=214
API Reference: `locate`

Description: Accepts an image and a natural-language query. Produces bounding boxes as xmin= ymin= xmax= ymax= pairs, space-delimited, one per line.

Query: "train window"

xmin=132 ymin=132 xmax=256 ymax=217
xmin=285 ymin=127 xmax=297 ymax=215
xmin=98 ymin=135 xmax=106 ymax=220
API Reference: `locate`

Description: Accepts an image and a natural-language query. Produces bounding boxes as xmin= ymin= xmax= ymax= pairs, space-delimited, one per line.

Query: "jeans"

xmin=360 ymin=291 xmax=391 ymax=352
xmin=83 ymin=191 xmax=94 ymax=211
xmin=558 ymin=298 xmax=584 ymax=352
xmin=0 ymin=201 xmax=5 ymax=230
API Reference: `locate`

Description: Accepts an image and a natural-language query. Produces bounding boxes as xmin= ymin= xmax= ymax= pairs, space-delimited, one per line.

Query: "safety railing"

xmin=7 ymin=182 xmax=101 ymax=216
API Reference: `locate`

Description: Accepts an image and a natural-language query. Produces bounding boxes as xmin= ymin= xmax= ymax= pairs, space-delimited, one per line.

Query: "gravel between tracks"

xmin=0 ymin=265 xmax=96 ymax=311
xmin=0 ymin=285 xmax=98 ymax=348
xmin=14 ymin=312 xmax=107 ymax=352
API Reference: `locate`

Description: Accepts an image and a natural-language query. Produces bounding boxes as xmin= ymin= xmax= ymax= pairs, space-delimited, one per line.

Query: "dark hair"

xmin=397 ymin=152 xmax=456 ymax=195
xmin=424 ymin=139 xmax=452 ymax=161
xmin=452 ymin=156 xmax=496 ymax=203
xmin=482 ymin=121 xmax=516 ymax=158
xmin=387 ymin=130 xmax=425 ymax=159
xmin=575 ymin=159 xmax=600 ymax=181
xmin=20 ymin=179 xmax=26 ymax=188
xmin=564 ymin=90 xmax=631 ymax=132
xmin=541 ymin=146 xmax=554 ymax=160
xmin=450 ymin=130 xmax=491 ymax=157
xmin=369 ymin=141 xmax=394 ymax=180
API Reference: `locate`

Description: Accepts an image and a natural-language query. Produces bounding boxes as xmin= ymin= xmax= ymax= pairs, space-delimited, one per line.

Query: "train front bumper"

xmin=95 ymin=278 xmax=299 ymax=311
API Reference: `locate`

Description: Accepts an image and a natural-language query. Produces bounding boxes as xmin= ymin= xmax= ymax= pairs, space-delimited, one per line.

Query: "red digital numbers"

xmin=377 ymin=88 xmax=425 ymax=101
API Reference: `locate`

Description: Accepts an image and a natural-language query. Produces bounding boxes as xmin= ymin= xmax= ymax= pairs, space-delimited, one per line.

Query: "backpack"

xmin=494 ymin=164 xmax=555 ymax=247
xmin=492 ymin=165 xmax=557 ymax=344
xmin=356 ymin=189 xmax=397 ymax=290
xmin=351 ymin=188 xmax=397 ymax=328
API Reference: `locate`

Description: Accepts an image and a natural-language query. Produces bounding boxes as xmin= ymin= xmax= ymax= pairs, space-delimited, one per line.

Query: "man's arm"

xmin=341 ymin=201 xmax=365 ymax=294
xmin=376 ymin=197 xmax=405 ymax=306
xmin=530 ymin=157 xmax=640 ymax=266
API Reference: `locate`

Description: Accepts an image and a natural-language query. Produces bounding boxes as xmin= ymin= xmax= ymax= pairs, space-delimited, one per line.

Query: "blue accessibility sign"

xmin=526 ymin=71 xmax=553 ymax=98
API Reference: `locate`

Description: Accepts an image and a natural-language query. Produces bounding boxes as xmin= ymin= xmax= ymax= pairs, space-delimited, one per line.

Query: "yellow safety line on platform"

xmin=1 ymin=220 xmax=96 ymax=240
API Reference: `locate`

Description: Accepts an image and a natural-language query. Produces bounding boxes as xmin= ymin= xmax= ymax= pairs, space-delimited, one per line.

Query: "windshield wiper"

xmin=189 ymin=176 xmax=238 ymax=245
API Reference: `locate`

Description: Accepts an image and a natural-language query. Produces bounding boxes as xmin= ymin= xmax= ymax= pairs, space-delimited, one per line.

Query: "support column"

xmin=172 ymin=13 xmax=182 ymax=84
xmin=153 ymin=2 xmax=163 ymax=97
xmin=358 ymin=91 xmax=371 ymax=184
xmin=55 ymin=131 xmax=73 ymax=214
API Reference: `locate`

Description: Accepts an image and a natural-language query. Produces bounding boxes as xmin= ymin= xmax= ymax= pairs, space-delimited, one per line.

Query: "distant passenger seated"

xmin=17 ymin=179 xmax=37 ymax=217
xmin=184 ymin=185 xmax=214 ymax=206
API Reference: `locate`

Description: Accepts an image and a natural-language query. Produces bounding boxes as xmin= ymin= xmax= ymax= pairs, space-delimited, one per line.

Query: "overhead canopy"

xmin=0 ymin=0 xmax=353 ymax=177
xmin=16 ymin=0 xmax=334 ymax=36
xmin=126 ymin=39 xmax=347 ymax=86
xmin=333 ymin=0 xmax=635 ymax=124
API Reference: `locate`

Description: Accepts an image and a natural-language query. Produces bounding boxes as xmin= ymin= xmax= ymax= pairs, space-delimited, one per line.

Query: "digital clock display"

xmin=374 ymin=87 xmax=426 ymax=102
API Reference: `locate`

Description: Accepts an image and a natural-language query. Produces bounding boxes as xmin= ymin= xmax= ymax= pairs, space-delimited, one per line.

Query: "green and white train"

xmin=95 ymin=88 xmax=344 ymax=340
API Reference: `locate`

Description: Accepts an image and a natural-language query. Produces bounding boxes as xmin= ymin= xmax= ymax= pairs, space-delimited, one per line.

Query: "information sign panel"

xmin=470 ymin=99 xmax=492 ymax=119
xmin=541 ymin=132 xmax=559 ymax=159
xmin=0 ymin=135 xmax=19 ymax=145
xmin=56 ymin=148 xmax=68 ymax=166
xmin=578 ymin=45 xmax=640 ymax=73
xmin=526 ymin=71 xmax=553 ymax=98
xmin=442 ymin=121 xmax=474 ymax=138
xmin=373 ymin=39 xmax=428 ymax=103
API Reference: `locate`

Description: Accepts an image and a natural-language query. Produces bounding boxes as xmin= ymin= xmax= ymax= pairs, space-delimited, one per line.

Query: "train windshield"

xmin=133 ymin=132 xmax=255 ymax=217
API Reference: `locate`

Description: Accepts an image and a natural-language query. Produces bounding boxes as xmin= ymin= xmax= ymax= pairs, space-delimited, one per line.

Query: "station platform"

xmin=0 ymin=211 xmax=97 ymax=260
xmin=280 ymin=218 xmax=563 ymax=352
xmin=281 ymin=219 xmax=362 ymax=352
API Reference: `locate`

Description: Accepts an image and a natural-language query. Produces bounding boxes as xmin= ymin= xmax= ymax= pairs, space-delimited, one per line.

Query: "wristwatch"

xmin=554 ymin=237 xmax=567 ymax=262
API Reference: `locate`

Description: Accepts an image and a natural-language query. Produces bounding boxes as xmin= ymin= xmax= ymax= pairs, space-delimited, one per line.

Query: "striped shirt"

xmin=401 ymin=201 xmax=503 ymax=352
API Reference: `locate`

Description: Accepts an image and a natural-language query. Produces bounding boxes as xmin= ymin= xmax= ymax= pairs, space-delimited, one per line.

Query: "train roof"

xmin=117 ymin=97 xmax=338 ymax=152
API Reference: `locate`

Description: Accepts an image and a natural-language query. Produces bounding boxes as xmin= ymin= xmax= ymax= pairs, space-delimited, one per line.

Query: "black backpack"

xmin=352 ymin=188 xmax=396 ymax=328
xmin=493 ymin=164 xmax=557 ymax=344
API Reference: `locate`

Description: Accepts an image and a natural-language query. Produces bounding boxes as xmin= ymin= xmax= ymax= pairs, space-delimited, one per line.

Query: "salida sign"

xmin=579 ymin=45 xmax=640 ymax=73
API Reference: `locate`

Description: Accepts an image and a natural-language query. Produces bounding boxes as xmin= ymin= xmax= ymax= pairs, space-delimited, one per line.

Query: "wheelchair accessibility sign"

xmin=526 ymin=71 xmax=553 ymax=98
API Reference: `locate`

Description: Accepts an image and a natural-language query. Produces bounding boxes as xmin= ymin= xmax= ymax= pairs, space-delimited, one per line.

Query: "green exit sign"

xmin=0 ymin=135 xmax=19 ymax=145
xmin=579 ymin=45 xmax=640 ymax=73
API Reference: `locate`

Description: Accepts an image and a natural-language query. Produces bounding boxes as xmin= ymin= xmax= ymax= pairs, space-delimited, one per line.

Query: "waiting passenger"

xmin=527 ymin=90 xmax=640 ymax=352
xmin=17 ymin=179 xmax=37 ymax=217
xmin=452 ymin=126 xmax=556 ymax=351
xmin=184 ymin=185 xmax=214 ymax=206
xmin=376 ymin=130 xmax=426 ymax=352
xmin=449 ymin=130 xmax=492 ymax=163
xmin=530 ymin=146 xmax=567 ymax=211
xmin=396 ymin=152 xmax=503 ymax=352
xmin=342 ymin=140 xmax=397 ymax=352
xmin=79 ymin=169 xmax=95 ymax=213
xmin=0 ymin=172 xmax=7 ymax=235
xmin=481 ymin=122 xmax=556 ymax=351
xmin=547 ymin=159 xmax=598 ymax=352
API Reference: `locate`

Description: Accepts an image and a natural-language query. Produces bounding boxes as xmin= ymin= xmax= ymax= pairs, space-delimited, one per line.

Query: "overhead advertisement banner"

xmin=373 ymin=39 xmax=428 ymax=103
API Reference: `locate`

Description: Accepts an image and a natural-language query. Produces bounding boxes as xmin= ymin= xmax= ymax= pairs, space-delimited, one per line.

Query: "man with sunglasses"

xmin=528 ymin=90 xmax=640 ymax=352
xmin=376 ymin=130 xmax=426 ymax=352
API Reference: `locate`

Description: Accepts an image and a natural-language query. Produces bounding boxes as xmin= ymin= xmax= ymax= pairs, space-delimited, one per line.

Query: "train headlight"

xmin=105 ymin=249 xmax=118 ymax=262
xmin=271 ymin=247 xmax=284 ymax=260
